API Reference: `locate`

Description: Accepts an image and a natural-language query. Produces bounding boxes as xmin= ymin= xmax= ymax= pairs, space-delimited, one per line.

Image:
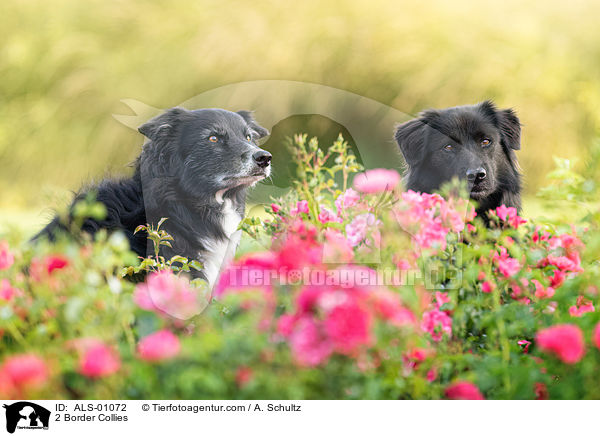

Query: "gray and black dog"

xmin=35 ymin=107 xmax=271 ymax=285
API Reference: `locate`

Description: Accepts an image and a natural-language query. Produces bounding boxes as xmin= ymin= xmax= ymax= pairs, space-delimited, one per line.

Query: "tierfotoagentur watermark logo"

xmin=2 ymin=402 xmax=50 ymax=434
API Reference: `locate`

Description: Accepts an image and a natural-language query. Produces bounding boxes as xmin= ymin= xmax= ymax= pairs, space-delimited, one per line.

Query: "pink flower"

xmin=518 ymin=339 xmax=531 ymax=353
xmin=553 ymin=255 xmax=582 ymax=272
xmin=0 ymin=279 xmax=21 ymax=302
xmin=134 ymin=270 xmax=206 ymax=320
xmin=532 ymin=226 xmax=551 ymax=243
xmin=45 ymin=255 xmax=70 ymax=274
xmin=536 ymin=324 xmax=585 ymax=364
xmin=434 ymin=291 xmax=451 ymax=309
xmin=353 ymin=169 xmax=401 ymax=193
xmin=345 ymin=213 xmax=378 ymax=247
xmin=324 ymin=301 xmax=372 ymax=354
xmin=493 ymin=247 xmax=521 ymax=278
xmin=445 ymin=381 xmax=485 ymax=400
xmin=593 ymin=323 xmax=600 ymax=350
xmin=335 ymin=188 xmax=360 ymax=211
xmin=533 ymin=280 xmax=555 ymax=299
xmin=0 ymin=354 xmax=48 ymax=394
xmin=414 ymin=219 xmax=449 ymax=251
xmin=0 ymin=241 xmax=14 ymax=270
xmin=318 ymin=206 xmax=342 ymax=224
xmin=549 ymin=270 xmax=566 ymax=288
xmin=494 ymin=205 xmax=527 ymax=228
xmin=137 ymin=330 xmax=181 ymax=362
xmin=426 ymin=368 xmax=438 ymax=382
xmin=421 ymin=308 xmax=452 ymax=342
xmin=77 ymin=340 xmax=121 ymax=377
xmin=481 ymin=281 xmax=495 ymax=293
xmin=290 ymin=200 xmax=310 ymax=216
xmin=288 ymin=316 xmax=333 ymax=367
xmin=495 ymin=205 xmax=515 ymax=221
xmin=270 ymin=203 xmax=281 ymax=213
xmin=568 ymin=296 xmax=594 ymax=317
xmin=30 ymin=254 xmax=70 ymax=281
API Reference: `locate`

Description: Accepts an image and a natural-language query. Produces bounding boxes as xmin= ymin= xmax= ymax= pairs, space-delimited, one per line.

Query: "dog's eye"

xmin=209 ymin=135 xmax=218 ymax=143
xmin=481 ymin=138 xmax=491 ymax=147
xmin=444 ymin=144 xmax=453 ymax=151
xmin=246 ymin=134 xmax=252 ymax=141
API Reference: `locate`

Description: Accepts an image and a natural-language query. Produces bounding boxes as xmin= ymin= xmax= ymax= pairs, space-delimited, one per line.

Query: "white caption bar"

xmin=0 ymin=400 xmax=596 ymax=435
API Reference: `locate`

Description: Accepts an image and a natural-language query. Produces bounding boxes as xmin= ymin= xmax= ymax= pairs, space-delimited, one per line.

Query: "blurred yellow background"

xmin=1 ymin=0 xmax=599 ymax=231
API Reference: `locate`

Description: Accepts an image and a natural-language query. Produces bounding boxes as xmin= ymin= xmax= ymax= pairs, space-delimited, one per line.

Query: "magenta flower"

xmin=549 ymin=269 xmax=566 ymax=288
xmin=288 ymin=316 xmax=333 ymax=367
xmin=421 ymin=308 xmax=452 ymax=342
xmin=324 ymin=301 xmax=372 ymax=354
xmin=518 ymin=339 xmax=531 ymax=353
xmin=445 ymin=381 xmax=485 ymax=400
xmin=533 ymin=279 xmax=555 ymax=299
xmin=493 ymin=247 xmax=521 ymax=278
xmin=353 ymin=168 xmax=400 ymax=193
xmin=536 ymin=324 xmax=585 ymax=364
xmin=494 ymin=205 xmax=527 ymax=228
xmin=77 ymin=340 xmax=121 ymax=378
xmin=568 ymin=296 xmax=594 ymax=317
xmin=138 ymin=330 xmax=181 ymax=362
xmin=0 ymin=241 xmax=14 ymax=270
xmin=481 ymin=281 xmax=495 ymax=293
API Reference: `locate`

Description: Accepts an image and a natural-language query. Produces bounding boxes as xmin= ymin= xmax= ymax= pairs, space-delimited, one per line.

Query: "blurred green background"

xmin=1 ymin=0 xmax=599 ymax=233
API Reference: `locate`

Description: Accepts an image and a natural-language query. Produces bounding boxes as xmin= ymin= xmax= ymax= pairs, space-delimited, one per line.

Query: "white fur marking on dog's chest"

xmin=200 ymin=198 xmax=242 ymax=288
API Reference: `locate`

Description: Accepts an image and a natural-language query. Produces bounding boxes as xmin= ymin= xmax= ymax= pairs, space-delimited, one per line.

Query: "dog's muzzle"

xmin=253 ymin=150 xmax=272 ymax=168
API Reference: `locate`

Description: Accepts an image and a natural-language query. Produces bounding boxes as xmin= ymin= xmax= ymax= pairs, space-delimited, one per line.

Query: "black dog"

xmin=35 ymin=107 xmax=271 ymax=285
xmin=395 ymin=101 xmax=521 ymax=217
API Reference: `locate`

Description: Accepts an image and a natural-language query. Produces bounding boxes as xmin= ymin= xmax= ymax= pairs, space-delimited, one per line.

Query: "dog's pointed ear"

xmin=138 ymin=107 xmax=187 ymax=141
xmin=395 ymin=118 xmax=427 ymax=168
xmin=237 ymin=110 xmax=269 ymax=139
xmin=498 ymin=108 xmax=521 ymax=150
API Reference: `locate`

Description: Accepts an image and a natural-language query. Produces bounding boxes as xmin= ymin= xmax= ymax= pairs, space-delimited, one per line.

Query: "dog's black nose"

xmin=466 ymin=167 xmax=486 ymax=182
xmin=253 ymin=150 xmax=272 ymax=168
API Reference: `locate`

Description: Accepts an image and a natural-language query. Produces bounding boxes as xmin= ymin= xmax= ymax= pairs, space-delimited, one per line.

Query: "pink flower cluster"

xmin=276 ymin=271 xmax=415 ymax=366
xmin=492 ymin=246 xmax=521 ymax=278
xmin=421 ymin=292 xmax=453 ymax=342
xmin=493 ymin=205 xmax=527 ymax=228
xmin=393 ymin=191 xmax=474 ymax=251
